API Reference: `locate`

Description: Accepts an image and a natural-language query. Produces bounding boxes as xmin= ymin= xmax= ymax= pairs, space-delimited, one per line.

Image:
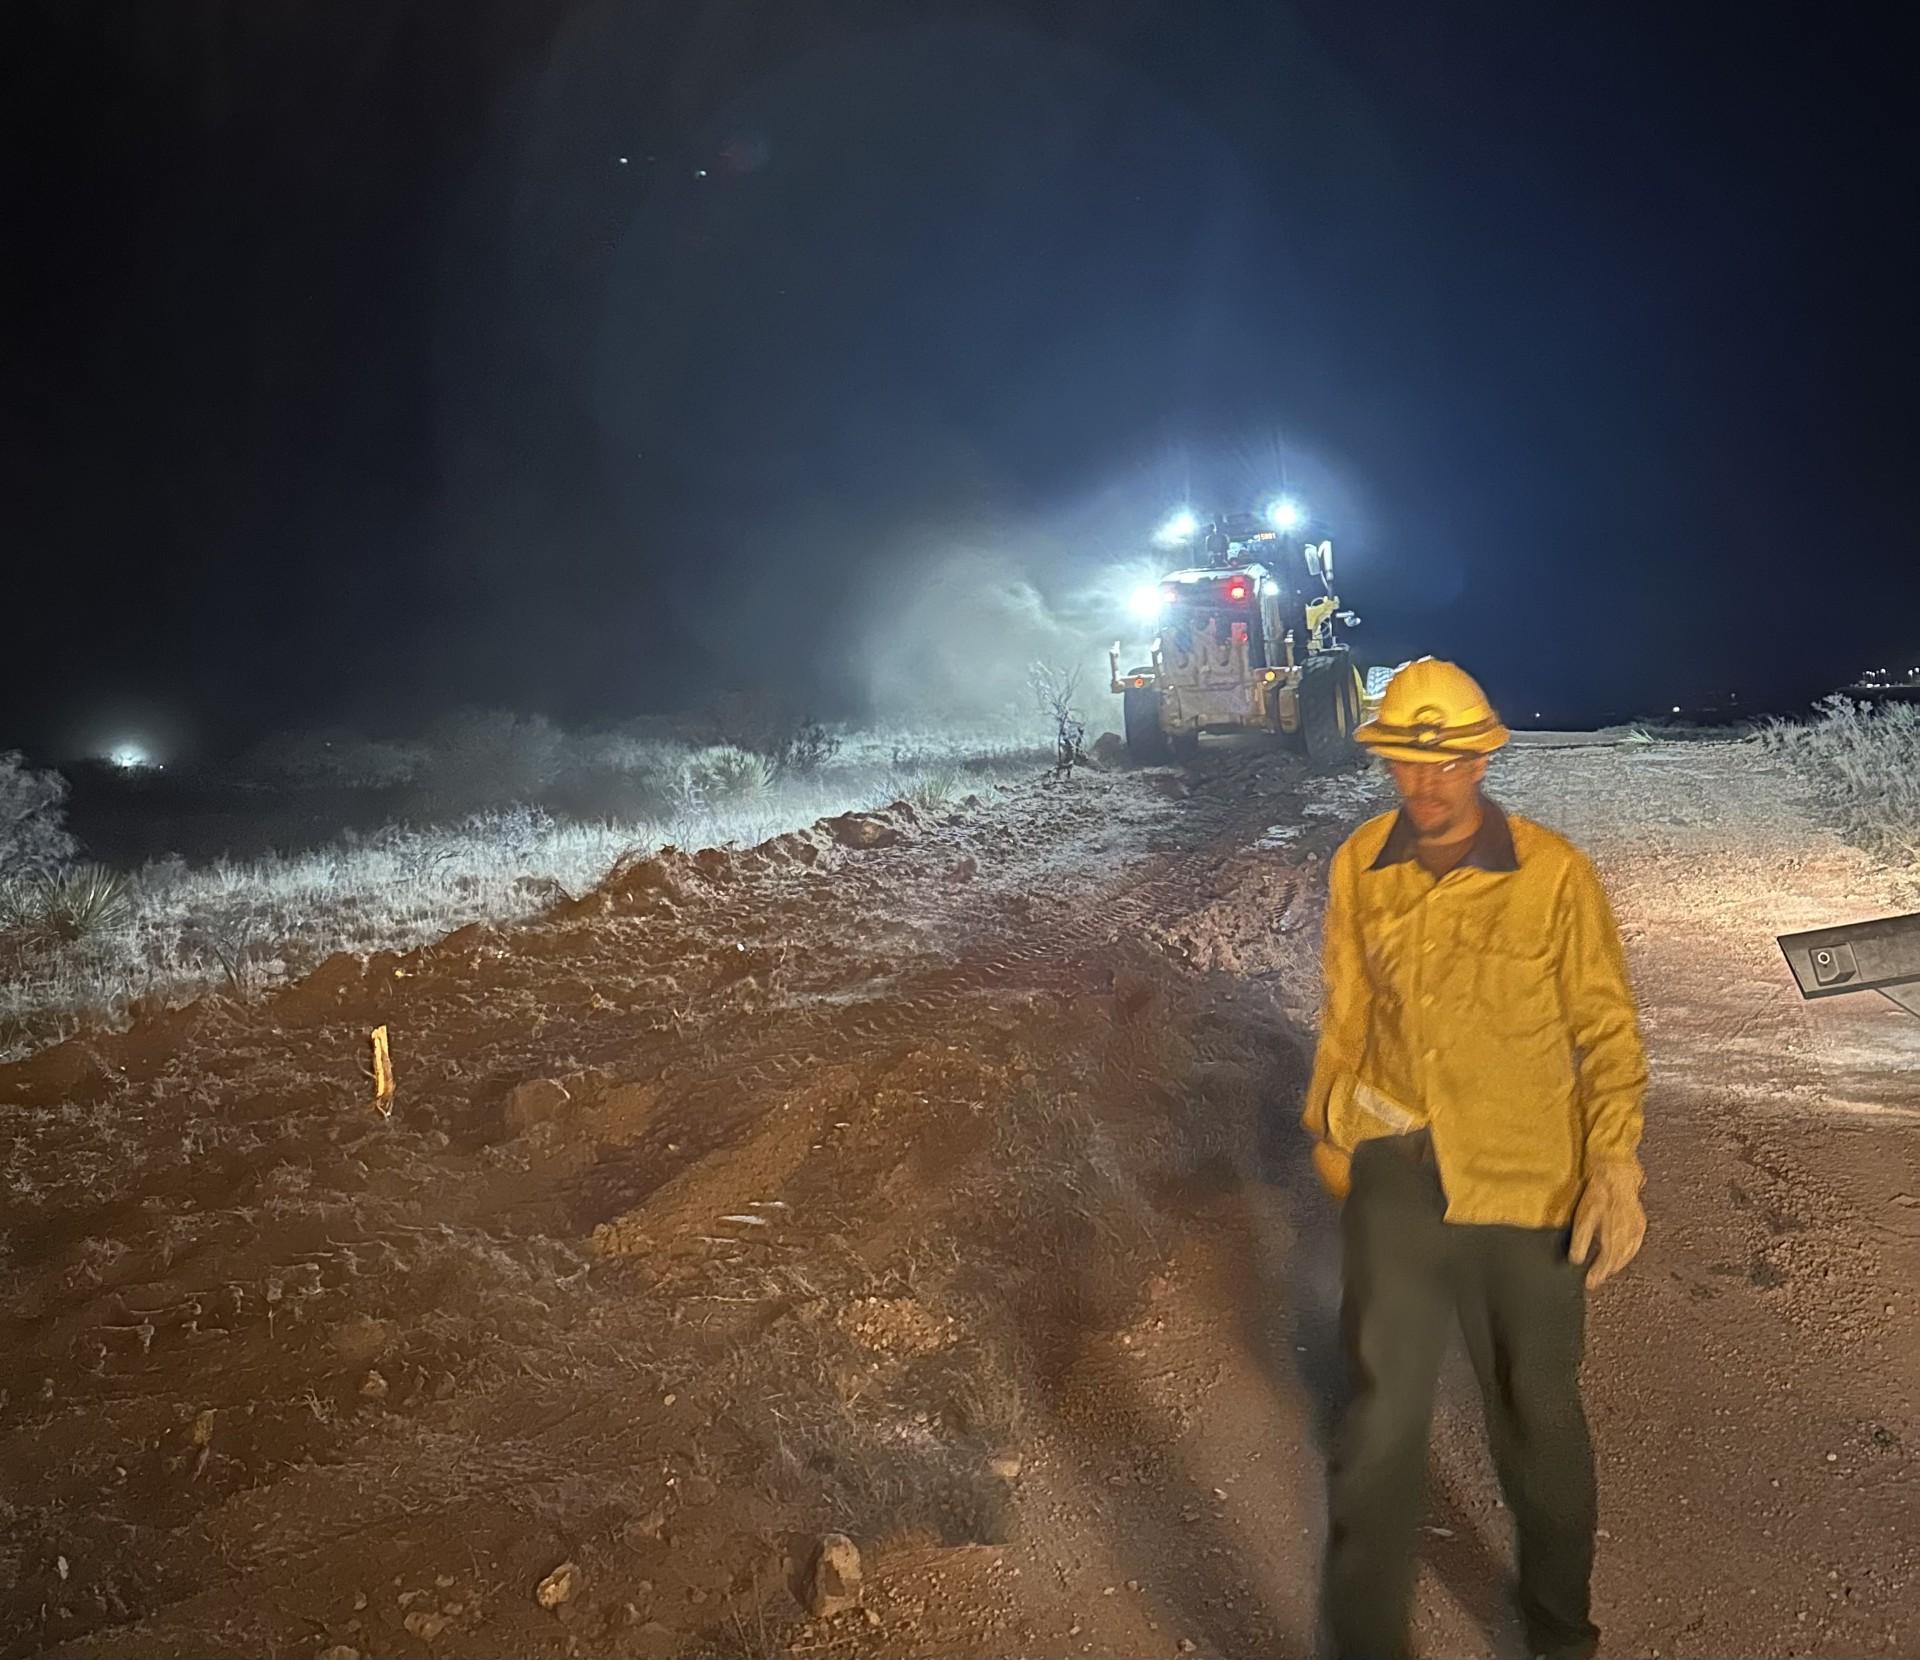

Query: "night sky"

xmin=8 ymin=1 xmax=1916 ymax=759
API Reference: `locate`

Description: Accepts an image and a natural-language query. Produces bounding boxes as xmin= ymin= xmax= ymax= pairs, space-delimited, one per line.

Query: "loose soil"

xmin=1 ymin=738 xmax=1913 ymax=1660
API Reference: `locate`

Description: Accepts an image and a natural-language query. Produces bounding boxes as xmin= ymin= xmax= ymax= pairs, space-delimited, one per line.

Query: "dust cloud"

xmin=850 ymin=540 xmax=1167 ymax=736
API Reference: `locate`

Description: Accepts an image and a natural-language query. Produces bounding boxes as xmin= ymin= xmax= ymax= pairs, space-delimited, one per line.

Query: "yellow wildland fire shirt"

xmin=1303 ymin=801 xmax=1647 ymax=1228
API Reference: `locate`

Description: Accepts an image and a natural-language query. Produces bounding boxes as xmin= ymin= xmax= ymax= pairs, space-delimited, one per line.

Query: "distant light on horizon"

xmin=109 ymin=743 xmax=153 ymax=770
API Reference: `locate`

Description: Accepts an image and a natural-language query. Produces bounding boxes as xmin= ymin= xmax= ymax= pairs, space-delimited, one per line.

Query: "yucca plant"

xmin=196 ymin=915 xmax=262 ymax=999
xmin=0 ymin=864 xmax=136 ymax=944
xmin=690 ymin=745 xmax=775 ymax=805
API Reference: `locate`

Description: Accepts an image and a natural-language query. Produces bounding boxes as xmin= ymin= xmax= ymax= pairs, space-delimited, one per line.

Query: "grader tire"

xmin=1123 ymin=685 xmax=1172 ymax=764
xmin=1301 ymin=657 xmax=1363 ymax=768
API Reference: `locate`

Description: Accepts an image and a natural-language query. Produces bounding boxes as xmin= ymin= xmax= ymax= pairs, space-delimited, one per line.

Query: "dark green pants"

xmin=1325 ymin=1134 xmax=1599 ymax=1660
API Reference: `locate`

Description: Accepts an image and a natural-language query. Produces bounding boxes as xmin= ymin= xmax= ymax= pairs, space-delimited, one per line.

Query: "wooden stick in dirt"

xmin=370 ymin=1025 xmax=395 ymax=1116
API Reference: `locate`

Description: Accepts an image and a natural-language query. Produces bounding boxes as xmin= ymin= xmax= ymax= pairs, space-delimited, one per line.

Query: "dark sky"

xmin=7 ymin=0 xmax=1916 ymax=757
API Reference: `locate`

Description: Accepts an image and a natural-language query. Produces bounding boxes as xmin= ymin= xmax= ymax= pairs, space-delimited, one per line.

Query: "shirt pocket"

xmin=1452 ymin=912 xmax=1563 ymax=1042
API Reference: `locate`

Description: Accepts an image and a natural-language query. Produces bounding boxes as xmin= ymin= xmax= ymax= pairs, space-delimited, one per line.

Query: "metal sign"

xmin=1777 ymin=911 xmax=1920 ymax=1018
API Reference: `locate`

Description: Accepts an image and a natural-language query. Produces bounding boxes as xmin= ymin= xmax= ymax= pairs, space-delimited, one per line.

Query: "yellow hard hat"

xmin=1355 ymin=657 xmax=1511 ymax=764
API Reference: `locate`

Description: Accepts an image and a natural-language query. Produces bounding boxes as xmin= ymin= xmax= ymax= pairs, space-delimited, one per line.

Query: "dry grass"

xmin=890 ymin=764 xmax=968 ymax=816
xmin=744 ymin=1302 xmax=1021 ymax=1551
xmin=1758 ymin=696 xmax=1920 ymax=869
xmin=963 ymin=1083 xmax=1165 ymax=1330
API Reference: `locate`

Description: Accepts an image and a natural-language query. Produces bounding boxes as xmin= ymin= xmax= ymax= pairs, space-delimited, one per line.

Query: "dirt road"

xmin=1 ymin=737 xmax=1913 ymax=1659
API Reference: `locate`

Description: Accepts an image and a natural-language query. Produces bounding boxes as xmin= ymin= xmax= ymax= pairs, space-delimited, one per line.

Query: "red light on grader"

xmin=1224 ymin=579 xmax=1249 ymax=602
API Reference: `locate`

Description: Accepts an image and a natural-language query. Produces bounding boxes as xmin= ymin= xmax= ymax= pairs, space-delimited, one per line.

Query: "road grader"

xmin=1110 ymin=504 xmax=1384 ymax=764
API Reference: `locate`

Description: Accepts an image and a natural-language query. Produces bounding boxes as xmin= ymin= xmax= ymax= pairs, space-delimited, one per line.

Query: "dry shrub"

xmin=778 ymin=717 xmax=842 ymax=778
xmin=1760 ymin=696 xmax=1920 ymax=868
xmin=740 ymin=1302 xmax=1017 ymax=1549
xmin=699 ymin=693 xmax=842 ymax=778
xmin=0 ymin=751 xmax=77 ymax=879
xmin=1028 ymin=661 xmax=1086 ymax=775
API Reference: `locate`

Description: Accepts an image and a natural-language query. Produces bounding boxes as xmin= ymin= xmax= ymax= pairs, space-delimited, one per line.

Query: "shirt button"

xmin=1423 ymin=940 xmax=1437 ymax=953
xmin=1424 ymin=1047 xmax=1438 ymax=1062
xmin=1421 ymin=993 xmax=1436 ymax=1008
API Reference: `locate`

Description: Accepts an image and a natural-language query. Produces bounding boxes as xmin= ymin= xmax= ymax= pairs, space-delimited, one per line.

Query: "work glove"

xmin=1311 ymin=1140 xmax=1352 ymax=1200
xmin=1568 ymin=1159 xmax=1646 ymax=1288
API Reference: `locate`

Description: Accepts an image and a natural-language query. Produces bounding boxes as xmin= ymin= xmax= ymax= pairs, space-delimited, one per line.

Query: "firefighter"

xmin=1303 ymin=657 xmax=1648 ymax=1660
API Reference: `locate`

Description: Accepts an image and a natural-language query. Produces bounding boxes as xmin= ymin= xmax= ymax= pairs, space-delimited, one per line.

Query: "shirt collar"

xmin=1369 ymin=797 xmax=1520 ymax=873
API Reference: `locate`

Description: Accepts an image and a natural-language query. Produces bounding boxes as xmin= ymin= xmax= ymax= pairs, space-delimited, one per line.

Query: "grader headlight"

xmin=1128 ymin=584 xmax=1167 ymax=622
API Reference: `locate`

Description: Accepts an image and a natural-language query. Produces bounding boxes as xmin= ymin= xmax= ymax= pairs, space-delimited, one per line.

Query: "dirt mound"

xmin=560 ymin=824 xmax=838 ymax=926
xmin=748 ymin=827 xmax=829 ymax=868
xmin=591 ymin=844 xmax=717 ymax=912
xmin=824 ymin=802 xmax=923 ymax=850
xmin=266 ymin=947 xmax=397 ymax=1027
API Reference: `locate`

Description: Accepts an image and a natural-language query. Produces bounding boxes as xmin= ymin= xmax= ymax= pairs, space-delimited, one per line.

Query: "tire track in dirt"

xmin=568 ymin=753 xmax=1326 ymax=1245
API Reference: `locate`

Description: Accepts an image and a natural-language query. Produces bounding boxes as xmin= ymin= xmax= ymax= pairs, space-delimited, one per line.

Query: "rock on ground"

xmin=535 ymin=1561 xmax=582 ymax=1611
xmin=504 ymin=1077 xmax=571 ymax=1132
xmin=795 ymin=1532 xmax=863 ymax=1617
